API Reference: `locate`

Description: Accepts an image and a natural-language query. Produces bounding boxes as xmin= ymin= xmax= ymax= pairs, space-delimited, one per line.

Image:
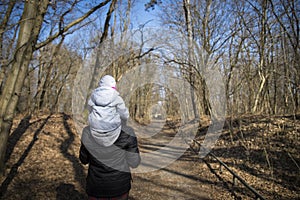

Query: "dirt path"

xmin=0 ymin=113 xmax=299 ymax=199
xmin=128 ymin=120 xmax=232 ymax=200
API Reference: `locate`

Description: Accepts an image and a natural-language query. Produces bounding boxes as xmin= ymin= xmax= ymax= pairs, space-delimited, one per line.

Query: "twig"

xmin=263 ymin=147 xmax=273 ymax=179
xmin=287 ymin=152 xmax=300 ymax=171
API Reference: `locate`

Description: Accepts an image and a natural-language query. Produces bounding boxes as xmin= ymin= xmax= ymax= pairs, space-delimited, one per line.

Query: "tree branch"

xmin=35 ymin=0 xmax=111 ymax=50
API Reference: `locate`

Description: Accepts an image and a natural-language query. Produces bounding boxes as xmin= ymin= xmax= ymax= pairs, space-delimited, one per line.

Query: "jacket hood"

xmin=98 ymin=75 xmax=116 ymax=88
xmin=90 ymin=86 xmax=119 ymax=106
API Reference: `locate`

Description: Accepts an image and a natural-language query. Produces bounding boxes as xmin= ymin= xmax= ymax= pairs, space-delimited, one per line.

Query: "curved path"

xmin=129 ymin=120 xmax=231 ymax=200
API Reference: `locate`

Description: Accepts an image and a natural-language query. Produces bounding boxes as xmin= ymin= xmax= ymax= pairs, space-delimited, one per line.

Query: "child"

xmin=87 ymin=74 xmax=129 ymax=146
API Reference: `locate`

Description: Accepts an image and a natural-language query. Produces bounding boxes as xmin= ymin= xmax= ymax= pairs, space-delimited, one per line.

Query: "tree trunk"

xmin=183 ymin=0 xmax=199 ymax=120
xmin=0 ymin=0 xmax=17 ymax=95
xmin=252 ymin=0 xmax=268 ymax=113
xmin=39 ymin=38 xmax=64 ymax=110
xmin=0 ymin=0 xmax=49 ymax=174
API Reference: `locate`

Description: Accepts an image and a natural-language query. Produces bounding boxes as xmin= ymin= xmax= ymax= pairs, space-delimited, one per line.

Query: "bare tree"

xmin=269 ymin=0 xmax=300 ymax=114
xmin=0 ymin=0 xmax=113 ymax=174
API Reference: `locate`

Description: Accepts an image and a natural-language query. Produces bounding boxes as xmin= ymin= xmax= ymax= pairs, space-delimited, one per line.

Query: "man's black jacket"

xmin=79 ymin=128 xmax=141 ymax=198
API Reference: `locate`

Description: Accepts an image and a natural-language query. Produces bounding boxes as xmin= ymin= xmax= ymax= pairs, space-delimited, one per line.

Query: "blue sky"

xmin=131 ymin=0 xmax=162 ymax=28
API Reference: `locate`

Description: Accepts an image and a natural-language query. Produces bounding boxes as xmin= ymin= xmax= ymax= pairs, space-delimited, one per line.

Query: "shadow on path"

xmin=58 ymin=113 xmax=86 ymax=197
xmin=56 ymin=183 xmax=86 ymax=200
xmin=0 ymin=115 xmax=51 ymax=198
xmin=5 ymin=115 xmax=32 ymax=163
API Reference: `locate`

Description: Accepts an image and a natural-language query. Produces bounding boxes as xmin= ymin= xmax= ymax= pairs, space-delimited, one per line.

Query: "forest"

xmin=0 ymin=0 xmax=299 ymax=199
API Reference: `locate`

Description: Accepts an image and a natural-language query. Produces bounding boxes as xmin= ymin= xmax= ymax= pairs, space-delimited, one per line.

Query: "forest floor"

xmin=0 ymin=112 xmax=299 ymax=200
